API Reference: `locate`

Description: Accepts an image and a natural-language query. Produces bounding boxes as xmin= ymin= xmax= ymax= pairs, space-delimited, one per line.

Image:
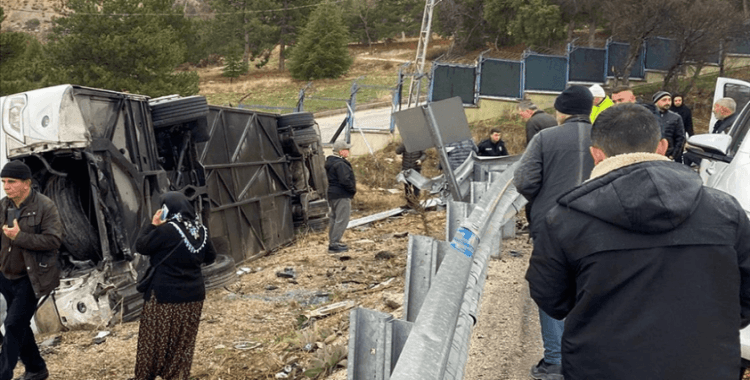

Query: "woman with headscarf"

xmin=128 ymin=192 xmax=216 ymax=380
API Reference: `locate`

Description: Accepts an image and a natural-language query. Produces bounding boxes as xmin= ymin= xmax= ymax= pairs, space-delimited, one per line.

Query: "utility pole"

xmin=406 ymin=0 xmax=440 ymax=108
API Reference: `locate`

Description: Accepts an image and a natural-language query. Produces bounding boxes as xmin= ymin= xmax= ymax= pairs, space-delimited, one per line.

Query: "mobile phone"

xmin=160 ymin=204 xmax=169 ymax=221
xmin=6 ymin=206 xmax=18 ymax=227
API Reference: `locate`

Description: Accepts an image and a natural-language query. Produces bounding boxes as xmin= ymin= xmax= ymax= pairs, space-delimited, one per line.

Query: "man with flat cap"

xmin=514 ymin=85 xmax=595 ymax=380
xmin=0 ymin=161 xmax=62 ymax=380
xmin=326 ymin=141 xmax=356 ymax=253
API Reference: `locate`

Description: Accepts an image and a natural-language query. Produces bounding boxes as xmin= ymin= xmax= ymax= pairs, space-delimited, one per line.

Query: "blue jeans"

xmin=539 ymin=307 xmax=564 ymax=365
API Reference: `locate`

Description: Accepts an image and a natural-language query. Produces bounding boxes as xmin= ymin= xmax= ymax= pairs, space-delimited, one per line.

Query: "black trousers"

xmin=0 ymin=273 xmax=45 ymax=380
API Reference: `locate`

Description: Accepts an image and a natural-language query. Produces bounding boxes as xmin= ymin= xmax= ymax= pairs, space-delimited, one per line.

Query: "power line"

xmin=3 ymin=1 xmax=344 ymax=17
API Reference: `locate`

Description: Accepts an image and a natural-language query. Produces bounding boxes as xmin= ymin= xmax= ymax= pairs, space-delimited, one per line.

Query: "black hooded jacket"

xmin=526 ymin=158 xmax=750 ymax=380
xmin=670 ymin=103 xmax=694 ymax=136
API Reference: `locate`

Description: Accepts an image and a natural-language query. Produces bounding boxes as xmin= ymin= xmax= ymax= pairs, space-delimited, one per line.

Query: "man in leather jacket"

xmin=0 ymin=161 xmax=62 ymax=380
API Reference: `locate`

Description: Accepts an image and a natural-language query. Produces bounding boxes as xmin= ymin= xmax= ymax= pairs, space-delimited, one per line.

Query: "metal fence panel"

xmin=478 ymin=59 xmax=523 ymax=98
xmin=568 ymin=46 xmax=607 ymax=83
xmin=523 ymin=53 xmax=567 ymax=92
xmin=728 ymin=39 xmax=750 ymax=55
xmin=430 ymin=64 xmax=477 ymax=105
xmin=606 ymin=41 xmax=645 ymax=79
xmin=645 ymin=37 xmax=679 ymax=71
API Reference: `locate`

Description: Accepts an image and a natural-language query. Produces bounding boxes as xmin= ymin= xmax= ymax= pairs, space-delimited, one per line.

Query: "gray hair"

xmin=716 ymin=97 xmax=736 ymax=113
xmin=518 ymin=100 xmax=538 ymax=111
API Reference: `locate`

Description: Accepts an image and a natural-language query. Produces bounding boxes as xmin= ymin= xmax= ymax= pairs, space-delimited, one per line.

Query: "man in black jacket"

xmin=514 ymin=85 xmax=595 ymax=380
xmin=477 ymin=128 xmax=509 ymax=157
xmin=0 ymin=161 xmax=62 ymax=380
xmin=526 ymin=104 xmax=750 ymax=380
xmin=649 ymin=91 xmax=686 ymax=163
xmin=325 ymin=141 xmax=356 ymax=253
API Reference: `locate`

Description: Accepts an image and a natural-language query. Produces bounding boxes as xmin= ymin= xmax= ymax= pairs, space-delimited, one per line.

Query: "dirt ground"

xmin=14 ymin=189 xmax=541 ymax=380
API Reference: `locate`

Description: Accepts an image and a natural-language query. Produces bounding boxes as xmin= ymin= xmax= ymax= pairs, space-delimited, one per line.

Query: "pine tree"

xmin=45 ymin=0 xmax=198 ymax=97
xmin=223 ymin=49 xmax=249 ymax=82
xmin=288 ymin=2 xmax=353 ymax=80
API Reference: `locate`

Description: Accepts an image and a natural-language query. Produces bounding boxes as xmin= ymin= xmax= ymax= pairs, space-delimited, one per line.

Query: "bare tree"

xmin=658 ymin=0 xmax=743 ymax=94
xmin=601 ymin=0 xmax=677 ymax=85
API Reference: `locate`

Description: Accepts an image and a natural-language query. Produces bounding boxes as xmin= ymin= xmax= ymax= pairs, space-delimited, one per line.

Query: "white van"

xmin=685 ymin=77 xmax=750 ymax=364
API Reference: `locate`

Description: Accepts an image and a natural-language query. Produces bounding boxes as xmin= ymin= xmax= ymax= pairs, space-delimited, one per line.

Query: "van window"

xmin=724 ymin=83 xmax=750 ymax=114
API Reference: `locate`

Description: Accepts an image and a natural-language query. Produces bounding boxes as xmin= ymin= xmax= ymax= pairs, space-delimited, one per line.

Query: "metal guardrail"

xmin=348 ymin=158 xmax=526 ymax=379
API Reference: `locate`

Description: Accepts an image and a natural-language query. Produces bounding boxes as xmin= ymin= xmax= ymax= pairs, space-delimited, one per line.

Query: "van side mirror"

xmin=685 ymin=134 xmax=733 ymax=163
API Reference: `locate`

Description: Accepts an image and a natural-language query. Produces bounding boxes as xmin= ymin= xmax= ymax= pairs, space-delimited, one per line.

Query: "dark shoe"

xmin=328 ymin=245 xmax=348 ymax=253
xmin=17 ymin=367 xmax=49 ymax=380
xmin=335 ymin=243 xmax=348 ymax=249
xmin=530 ymin=359 xmax=563 ymax=380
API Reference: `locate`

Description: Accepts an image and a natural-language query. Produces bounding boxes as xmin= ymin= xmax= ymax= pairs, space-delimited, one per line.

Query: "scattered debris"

xmin=509 ymin=250 xmax=522 ymax=257
xmin=306 ymin=300 xmax=357 ymax=318
xmin=237 ymin=267 xmax=254 ymax=276
xmin=234 ymin=341 xmax=262 ymax=350
xmin=276 ymin=268 xmax=296 ymax=279
xmin=93 ymin=331 xmax=110 ymax=345
xmin=265 ymin=285 xmax=279 ymax=291
xmin=41 ymin=336 xmax=62 ymax=348
xmin=375 ymin=251 xmax=395 ymax=260
xmin=383 ymin=292 xmax=403 ymax=309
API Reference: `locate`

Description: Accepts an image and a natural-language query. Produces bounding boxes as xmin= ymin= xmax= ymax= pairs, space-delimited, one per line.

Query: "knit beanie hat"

xmin=0 ymin=161 xmax=32 ymax=180
xmin=652 ymin=91 xmax=671 ymax=103
xmin=554 ymin=85 xmax=593 ymax=116
xmin=589 ymin=84 xmax=605 ymax=98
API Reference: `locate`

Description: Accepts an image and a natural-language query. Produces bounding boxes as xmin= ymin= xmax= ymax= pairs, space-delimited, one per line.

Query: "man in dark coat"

xmin=477 ymin=128 xmax=509 ymax=157
xmin=442 ymin=138 xmax=477 ymax=171
xmin=518 ymin=100 xmax=557 ymax=146
xmin=526 ymin=104 xmax=750 ymax=380
xmin=325 ymin=141 xmax=356 ymax=253
xmin=514 ymin=85 xmax=595 ymax=380
xmin=0 ymin=161 xmax=63 ymax=380
xmin=648 ymin=91 xmax=686 ymax=163
xmin=395 ymin=143 xmax=425 ymax=208
xmin=713 ymin=97 xmax=738 ymax=134
xmin=670 ymin=93 xmax=694 ymax=136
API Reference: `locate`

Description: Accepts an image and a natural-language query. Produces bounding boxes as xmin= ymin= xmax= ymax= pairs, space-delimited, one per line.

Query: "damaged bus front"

xmin=0 ymin=85 xmax=216 ymax=331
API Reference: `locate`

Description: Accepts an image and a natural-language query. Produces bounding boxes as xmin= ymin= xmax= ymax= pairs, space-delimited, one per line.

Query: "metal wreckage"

xmin=0 ymin=85 xmax=329 ymax=331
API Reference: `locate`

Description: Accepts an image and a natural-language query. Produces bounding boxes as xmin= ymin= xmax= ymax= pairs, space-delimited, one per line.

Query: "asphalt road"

xmin=315 ymin=107 xmax=394 ymax=143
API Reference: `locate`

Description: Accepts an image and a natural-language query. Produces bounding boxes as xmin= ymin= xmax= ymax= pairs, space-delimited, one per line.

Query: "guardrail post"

xmin=404 ymin=235 xmax=450 ymax=322
xmin=347 ymin=308 xmax=394 ymax=380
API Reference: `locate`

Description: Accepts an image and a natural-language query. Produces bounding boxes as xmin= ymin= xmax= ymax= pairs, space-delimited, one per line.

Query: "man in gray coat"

xmin=514 ymin=85 xmax=594 ymax=380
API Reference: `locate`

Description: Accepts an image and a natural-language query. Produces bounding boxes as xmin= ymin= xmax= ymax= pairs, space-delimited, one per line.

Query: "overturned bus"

xmin=0 ymin=85 xmax=328 ymax=331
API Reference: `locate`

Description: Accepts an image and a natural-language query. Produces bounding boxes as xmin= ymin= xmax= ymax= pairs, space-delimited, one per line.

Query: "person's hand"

xmin=152 ymin=209 xmax=166 ymax=226
xmin=2 ymin=219 xmax=20 ymax=240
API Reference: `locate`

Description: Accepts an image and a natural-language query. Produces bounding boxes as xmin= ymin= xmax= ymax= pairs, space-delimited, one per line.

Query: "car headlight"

xmin=2 ymin=95 xmax=27 ymax=135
